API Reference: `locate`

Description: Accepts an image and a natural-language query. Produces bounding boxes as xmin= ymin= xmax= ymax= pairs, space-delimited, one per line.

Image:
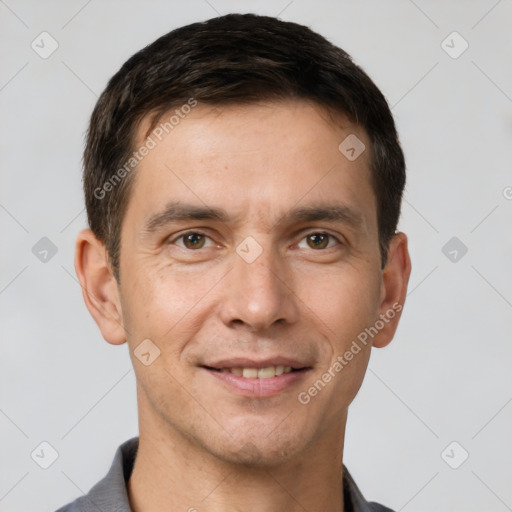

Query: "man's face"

xmin=117 ymin=100 xmax=387 ymax=465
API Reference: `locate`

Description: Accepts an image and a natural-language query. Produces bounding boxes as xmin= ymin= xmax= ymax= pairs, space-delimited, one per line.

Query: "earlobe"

xmin=372 ymin=232 xmax=412 ymax=348
xmin=74 ymin=228 xmax=127 ymax=345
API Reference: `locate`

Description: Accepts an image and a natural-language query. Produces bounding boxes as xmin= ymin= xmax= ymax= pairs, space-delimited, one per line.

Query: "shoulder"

xmin=54 ymin=495 xmax=89 ymax=512
xmin=366 ymin=503 xmax=395 ymax=512
xmin=54 ymin=492 xmax=127 ymax=512
xmin=53 ymin=437 xmax=139 ymax=512
xmin=343 ymin=465 xmax=395 ymax=512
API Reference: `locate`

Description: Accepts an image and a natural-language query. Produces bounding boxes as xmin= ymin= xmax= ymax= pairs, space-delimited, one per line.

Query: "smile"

xmin=202 ymin=365 xmax=310 ymax=397
xmin=206 ymin=365 xmax=298 ymax=378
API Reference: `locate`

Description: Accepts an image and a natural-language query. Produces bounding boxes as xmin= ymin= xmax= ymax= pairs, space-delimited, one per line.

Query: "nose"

xmin=219 ymin=243 xmax=300 ymax=332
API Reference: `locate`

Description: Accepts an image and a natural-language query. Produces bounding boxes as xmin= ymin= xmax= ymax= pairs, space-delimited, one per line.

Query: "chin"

xmin=207 ymin=427 xmax=307 ymax=468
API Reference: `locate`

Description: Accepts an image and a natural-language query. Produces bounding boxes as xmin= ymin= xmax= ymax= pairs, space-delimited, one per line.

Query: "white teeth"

xmin=242 ymin=368 xmax=258 ymax=378
xmin=219 ymin=365 xmax=294 ymax=378
xmin=257 ymin=367 xmax=275 ymax=379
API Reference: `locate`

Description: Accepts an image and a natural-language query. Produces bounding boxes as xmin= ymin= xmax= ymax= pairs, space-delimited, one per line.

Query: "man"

xmin=57 ymin=12 xmax=411 ymax=512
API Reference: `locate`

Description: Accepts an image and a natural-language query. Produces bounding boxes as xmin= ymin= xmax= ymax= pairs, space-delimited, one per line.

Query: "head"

xmin=76 ymin=13 xmax=411 ymax=467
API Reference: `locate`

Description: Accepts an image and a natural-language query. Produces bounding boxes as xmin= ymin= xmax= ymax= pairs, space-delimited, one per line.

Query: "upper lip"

xmin=202 ymin=356 xmax=312 ymax=370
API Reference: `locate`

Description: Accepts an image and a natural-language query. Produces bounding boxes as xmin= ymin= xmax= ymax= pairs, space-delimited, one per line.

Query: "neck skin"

xmin=128 ymin=386 xmax=347 ymax=512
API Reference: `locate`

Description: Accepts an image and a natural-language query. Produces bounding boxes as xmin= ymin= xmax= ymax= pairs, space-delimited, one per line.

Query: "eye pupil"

xmin=184 ymin=233 xmax=205 ymax=249
xmin=307 ymin=233 xmax=329 ymax=249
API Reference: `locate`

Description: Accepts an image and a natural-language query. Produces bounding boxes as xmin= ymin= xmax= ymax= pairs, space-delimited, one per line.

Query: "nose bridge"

xmin=220 ymin=238 xmax=298 ymax=330
xmin=242 ymin=255 xmax=283 ymax=305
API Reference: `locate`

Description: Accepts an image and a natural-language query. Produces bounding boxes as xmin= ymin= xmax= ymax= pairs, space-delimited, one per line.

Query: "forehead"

xmin=137 ymin=99 xmax=366 ymax=157
xmin=126 ymin=99 xmax=376 ymax=231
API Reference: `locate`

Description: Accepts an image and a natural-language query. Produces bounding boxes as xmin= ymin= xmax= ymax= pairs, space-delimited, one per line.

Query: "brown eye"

xmin=179 ymin=232 xmax=207 ymax=249
xmin=307 ymin=233 xmax=329 ymax=249
xmin=298 ymin=232 xmax=339 ymax=250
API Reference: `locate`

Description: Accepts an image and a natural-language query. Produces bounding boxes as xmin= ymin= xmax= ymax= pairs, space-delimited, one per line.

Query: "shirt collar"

xmin=62 ymin=437 xmax=392 ymax=512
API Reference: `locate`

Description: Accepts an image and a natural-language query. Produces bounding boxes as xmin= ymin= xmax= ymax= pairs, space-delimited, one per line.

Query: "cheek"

xmin=121 ymin=258 xmax=228 ymax=345
xmin=297 ymin=262 xmax=381 ymax=340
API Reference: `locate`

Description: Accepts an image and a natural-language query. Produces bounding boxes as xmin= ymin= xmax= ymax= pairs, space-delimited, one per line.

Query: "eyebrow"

xmin=142 ymin=202 xmax=233 ymax=234
xmin=141 ymin=201 xmax=364 ymax=235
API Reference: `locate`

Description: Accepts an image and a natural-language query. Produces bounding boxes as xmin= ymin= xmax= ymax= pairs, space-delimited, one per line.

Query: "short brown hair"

xmin=83 ymin=13 xmax=405 ymax=281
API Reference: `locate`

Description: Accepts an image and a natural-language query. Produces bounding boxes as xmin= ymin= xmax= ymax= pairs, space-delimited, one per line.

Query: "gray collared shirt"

xmin=55 ymin=437 xmax=394 ymax=512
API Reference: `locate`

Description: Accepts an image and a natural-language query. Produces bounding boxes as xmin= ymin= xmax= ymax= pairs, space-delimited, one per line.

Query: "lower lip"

xmin=203 ymin=368 xmax=309 ymax=398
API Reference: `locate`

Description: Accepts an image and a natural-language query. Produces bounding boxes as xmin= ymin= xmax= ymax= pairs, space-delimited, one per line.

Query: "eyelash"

xmin=169 ymin=230 xmax=342 ymax=250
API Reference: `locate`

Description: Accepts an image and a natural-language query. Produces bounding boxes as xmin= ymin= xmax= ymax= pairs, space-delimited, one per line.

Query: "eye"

xmin=297 ymin=232 xmax=340 ymax=250
xmin=172 ymin=231 xmax=214 ymax=250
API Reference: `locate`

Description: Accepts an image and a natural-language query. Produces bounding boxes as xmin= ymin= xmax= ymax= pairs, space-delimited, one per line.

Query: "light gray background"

xmin=1 ymin=1 xmax=511 ymax=511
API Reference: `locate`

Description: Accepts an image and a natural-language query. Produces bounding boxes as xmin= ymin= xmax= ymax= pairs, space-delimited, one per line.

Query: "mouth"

xmin=202 ymin=365 xmax=306 ymax=379
xmin=200 ymin=360 xmax=311 ymax=398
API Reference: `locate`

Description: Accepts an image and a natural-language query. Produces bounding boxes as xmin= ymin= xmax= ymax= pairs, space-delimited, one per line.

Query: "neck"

xmin=128 ymin=391 xmax=347 ymax=512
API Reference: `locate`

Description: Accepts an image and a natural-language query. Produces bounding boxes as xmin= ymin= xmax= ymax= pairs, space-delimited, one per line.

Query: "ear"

xmin=372 ymin=232 xmax=412 ymax=348
xmin=74 ymin=228 xmax=126 ymax=345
